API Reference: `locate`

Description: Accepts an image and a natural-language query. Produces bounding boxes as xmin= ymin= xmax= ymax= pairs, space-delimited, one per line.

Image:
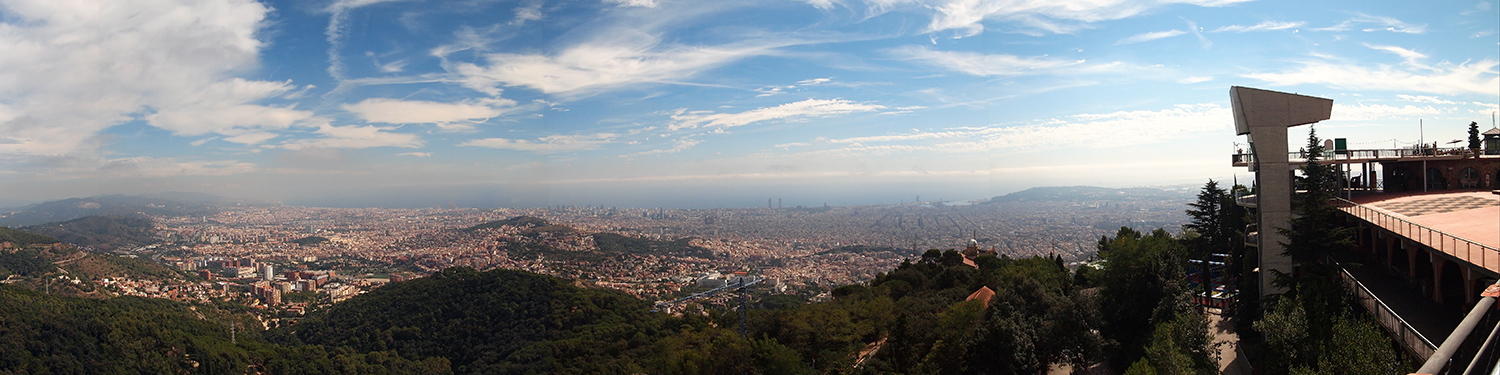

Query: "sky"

xmin=0 ymin=0 xmax=1496 ymax=209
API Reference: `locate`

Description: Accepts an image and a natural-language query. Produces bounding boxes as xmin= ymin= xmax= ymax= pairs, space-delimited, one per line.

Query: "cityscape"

xmin=0 ymin=0 xmax=1495 ymax=373
xmin=6 ymin=185 xmax=1195 ymax=312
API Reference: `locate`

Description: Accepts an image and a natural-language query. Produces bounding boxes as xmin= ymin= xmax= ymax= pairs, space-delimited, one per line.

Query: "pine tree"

xmin=1184 ymin=180 xmax=1228 ymax=299
xmin=1469 ymin=121 xmax=1482 ymax=154
xmin=1266 ymin=126 xmax=1357 ymax=367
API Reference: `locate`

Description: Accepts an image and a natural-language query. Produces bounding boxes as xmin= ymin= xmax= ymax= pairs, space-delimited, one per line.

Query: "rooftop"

xmin=1341 ymin=191 xmax=1500 ymax=273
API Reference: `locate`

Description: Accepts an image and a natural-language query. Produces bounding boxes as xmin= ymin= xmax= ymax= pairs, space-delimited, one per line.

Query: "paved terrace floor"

xmin=1347 ymin=190 xmax=1500 ymax=272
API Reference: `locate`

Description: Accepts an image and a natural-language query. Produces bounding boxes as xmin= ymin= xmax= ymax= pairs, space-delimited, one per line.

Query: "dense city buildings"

xmin=17 ymin=188 xmax=1191 ymax=307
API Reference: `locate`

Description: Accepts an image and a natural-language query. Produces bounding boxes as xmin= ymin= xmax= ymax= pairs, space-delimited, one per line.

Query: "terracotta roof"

xmin=966 ymin=286 xmax=995 ymax=308
xmin=961 ymin=257 xmax=978 ymax=269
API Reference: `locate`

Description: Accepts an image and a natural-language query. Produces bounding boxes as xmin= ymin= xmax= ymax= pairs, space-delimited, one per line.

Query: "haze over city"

xmin=0 ymin=0 xmax=1496 ymax=208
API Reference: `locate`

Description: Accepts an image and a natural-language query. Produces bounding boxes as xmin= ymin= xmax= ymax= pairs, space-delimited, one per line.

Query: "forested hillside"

xmin=0 ymin=284 xmax=449 ymax=374
xmin=22 ymin=215 xmax=157 ymax=250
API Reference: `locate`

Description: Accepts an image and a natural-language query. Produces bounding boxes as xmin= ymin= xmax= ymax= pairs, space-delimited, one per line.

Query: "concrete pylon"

xmin=1230 ymin=86 xmax=1333 ymax=297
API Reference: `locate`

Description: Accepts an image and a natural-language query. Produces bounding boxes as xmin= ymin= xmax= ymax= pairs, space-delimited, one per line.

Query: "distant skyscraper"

xmin=768 ymin=198 xmax=772 ymax=208
xmin=261 ymin=265 xmax=274 ymax=281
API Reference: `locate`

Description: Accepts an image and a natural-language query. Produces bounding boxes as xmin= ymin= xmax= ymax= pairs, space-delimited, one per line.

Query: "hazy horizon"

xmin=0 ymin=0 xmax=1495 ymax=209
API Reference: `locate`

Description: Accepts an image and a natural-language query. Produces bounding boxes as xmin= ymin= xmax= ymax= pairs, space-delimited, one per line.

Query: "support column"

xmin=1385 ymin=235 xmax=1396 ymax=273
xmin=1231 ymin=86 xmax=1333 ymax=299
xmin=1463 ymin=267 xmax=1477 ymax=305
xmin=1406 ymin=241 xmax=1419 ymax=281
xmin=1432 ymin=255 xmax=1445 ymax=304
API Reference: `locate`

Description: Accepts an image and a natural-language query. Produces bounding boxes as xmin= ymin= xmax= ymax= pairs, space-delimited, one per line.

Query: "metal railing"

xmin=1340 ymin=268 xmax=1438 ymax=360
xmin=1231 ymin=146 xmax=1476 ymax=166
xmin=1332 ymin=198 xmax=1500 ymax=273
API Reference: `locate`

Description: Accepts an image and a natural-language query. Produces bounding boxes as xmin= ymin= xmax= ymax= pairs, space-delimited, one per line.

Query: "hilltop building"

xmin=959 ymin=239 xmax=997 ymax=268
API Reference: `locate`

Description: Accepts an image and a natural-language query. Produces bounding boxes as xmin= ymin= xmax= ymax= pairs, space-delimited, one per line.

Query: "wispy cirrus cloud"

xmin=921 ymin=0 xmax=1250 ymax=37
xmin=1331 ymin=103 xmax=1444 ymax=121
xmin=668 ymin=99 xmax=886 ymax=130
xmin=623 ymin=138 xmax=703 ymax=157
xmin=1244 ymin=59 xmax=1498 ymax=96
xmin=460 ymin=132 xmax=620 ymax=153
xmin=888 ymin=45 xmax=1088 ymax=76
xmin=1396 ymin=95 xmax=1457 ymax=105
xmin=1315 ymin=13 xmax=1426 ymax=34
xmin=1116 ymin=29 xmax=1185 ymax=45
xmin=441 ymin=30 xmax=786 ymax=97
xmin=787 ymin=104 xmax=1230 ymax=156
xmin=281 ymin=125 xmax=423 ymax=150
xmin=97 ymin=157 xmax=258 ymax=178
xmin=1212 ymin=20 xmax=1303 ymax=33
xmin=343 ymin=98 xmax=516 ymax=130
xmin=1363 ymin=43 xmax=1427 ymax=66
xmin=604 ymin=0 xmax=659 ymax=8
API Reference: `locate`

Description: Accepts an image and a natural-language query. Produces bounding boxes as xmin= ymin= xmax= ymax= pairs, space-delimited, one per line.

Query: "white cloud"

xmin=1332 ymin=103 xmax=1443 ymax=121
xmin=96 ymin=156 xmax=256 ymax=177
xmin=604 ymin=0 xmax=659 ymax=8
xmin=921 ymin=0 xmax=1250 ymax=37
xmin=1316 ymin=13 xmax=1426 ymax=34
xmin=398 ymin=152 xmax=433 ymax=157
xmin=1396 ymin=95 xmax=1457 ymax=105
xmin=803 ymin=0 xmax=841 ymax=10
xmin=756 ymin=87 xmax=788 ymax=97
xmin=443 ymin=30 xmax=782 ymax=96
xmin=1244 ymin=59 xmax=1499 ymax=96
xmin=799 ymin=103 xmax=1231 ymax=156
xmin=97 ymin=157 xmax=258 ymax=178
xmin=669 ymin=99 xmax=887 ymax=130
xmin=460 ymin=133 xmax=620 ymax=153
xmin=0 ymin=0 xmax=300 ymax=155
xmin=326 ymin=0 xmax=406 ymax=12
xmin=513 ymin=0 xmax=543 ymax=25
xmin=830 ymin=131 xmax=956 ymax=143
xmin=377 ymin=59 xmax=409 ymax=73
xmin=282 ymin=125 xmax=423 ymax=150
xmin=798 ymin=78 xmax=833 ymax=85
xmin=146 ymin=79 xmax=317 ymax=143
xmin=1212 ymin=21 xmax=1304 ymax=33
xmin=889 ymin=45 xmax=1087 ymax=76
xmin=964 ymin=104 xmax=1231 ymax=152
xmin=1364 ymin=44 xmax=1427 ymax=65
xmin=343 ymin=98 xmax=513 ymax=126
xmin=1178 ymin=76 xmax=1213 ymax=84
xmin=623 ymin=138 xmax=703 ymax=157
xmin=1115 ymin=30 xmax=1185 ymax=45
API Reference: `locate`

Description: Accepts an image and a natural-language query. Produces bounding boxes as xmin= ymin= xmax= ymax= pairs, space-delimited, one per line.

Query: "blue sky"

xmin=0 ymin=0 xmax=1496 ymax=208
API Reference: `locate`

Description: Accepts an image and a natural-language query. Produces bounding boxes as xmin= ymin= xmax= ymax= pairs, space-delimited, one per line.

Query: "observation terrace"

xmin=1232 ymin=146 xmax=1498 ymax=169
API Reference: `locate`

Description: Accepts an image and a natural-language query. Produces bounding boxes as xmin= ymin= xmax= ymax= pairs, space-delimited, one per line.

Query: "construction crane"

xmin=652 ymin=275 xmax=763 ymax=340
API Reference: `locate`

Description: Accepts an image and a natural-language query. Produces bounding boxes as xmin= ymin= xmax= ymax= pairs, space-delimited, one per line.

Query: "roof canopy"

xmin=1230 ymin=86 xmax=1334 ymax=135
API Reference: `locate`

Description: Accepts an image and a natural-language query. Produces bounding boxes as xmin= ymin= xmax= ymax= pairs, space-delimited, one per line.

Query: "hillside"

xmin=287 ymin=267 xmax=729 ymax=374
xmin=0 ymin=194 xmax=220 ymax=227
xmin=22 ymin=215 xmax=157 ymax=251
xmin=0 ymin=284 xmax=449 ymax=374
xmin=985 ymin=186 xmax=1193 ymax=203
xmin=0 ymin=226 xmax=60 ymax=246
